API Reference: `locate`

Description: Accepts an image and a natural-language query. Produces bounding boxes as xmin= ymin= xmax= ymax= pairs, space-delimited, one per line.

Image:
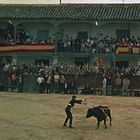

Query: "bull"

xmin=86 ymin=106 xmax=112 ymax=129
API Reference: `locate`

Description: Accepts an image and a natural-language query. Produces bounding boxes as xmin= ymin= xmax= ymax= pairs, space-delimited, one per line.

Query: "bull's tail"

xmin=101 ymin=108 xmax=109 ymax=118
xmin=101 ymin=108 xmax=112 ymax=126
xmin=105 ymin=109 xmax=112 ymax=126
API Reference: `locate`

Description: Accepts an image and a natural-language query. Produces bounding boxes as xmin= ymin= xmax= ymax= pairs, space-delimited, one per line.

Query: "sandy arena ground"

xmin=0 ymin=92 xmax=139 ymax=140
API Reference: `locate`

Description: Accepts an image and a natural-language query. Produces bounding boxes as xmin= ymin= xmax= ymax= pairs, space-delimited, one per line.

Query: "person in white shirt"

xmin=37 ymin=75 xmax=45 ymax=93
xmin=46 ymin=75 xmax=52 ymax=93
xmin=54 ymin=72 xmax=60 ymax=93
xmin=102 ymin=77 xmax=107 ymax=95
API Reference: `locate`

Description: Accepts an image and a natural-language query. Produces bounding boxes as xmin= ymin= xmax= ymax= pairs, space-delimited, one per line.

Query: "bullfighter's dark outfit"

xmin=63 ymin=96 xmax=82 ymax=128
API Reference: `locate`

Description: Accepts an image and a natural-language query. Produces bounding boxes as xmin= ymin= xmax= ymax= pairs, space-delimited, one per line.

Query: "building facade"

xmin=0 ymin=4 xmax=140 ymax=68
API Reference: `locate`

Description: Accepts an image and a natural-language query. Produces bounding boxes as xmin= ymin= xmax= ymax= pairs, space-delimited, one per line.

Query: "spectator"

xmin=59 ymin=74 xmax=65 ymax=93
xmin=106 ymin=76 xmax=113 ymax=95
xmin=114 ymin=75 xmax=122 ymax=96
xmin=17 ymin=74 xmax=24 ymax=92
xmin=37 ymin=74 xmax=45 ymax=93
xmin=102 ymin=77 xmax=107 ymax=95
xmin=64 ymin=81 xmax=68 ymax=94
xmin=11 ymin=72 xmax=17 ymax=92
xmin=54 ymin=72 xmax=60 ymax=93
xmin=46 ymin=75 xmax=52 ymax=93
xmin=122 ymin=77 xmax=130 ymax=96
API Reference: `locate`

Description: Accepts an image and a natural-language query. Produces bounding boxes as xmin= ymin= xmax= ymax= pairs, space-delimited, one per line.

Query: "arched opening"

xmin=0 ymin=21 xmax=14 ymax=45
xmin=16 ymin=22 xmax=55 ymax=44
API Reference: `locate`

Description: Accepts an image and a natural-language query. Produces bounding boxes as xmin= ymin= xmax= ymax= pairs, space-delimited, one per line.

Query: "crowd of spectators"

xmin=0 ymin=23 xmax=140 ymax=54
xmin=0 ymin=59 xmax=140 ymax=95
xmin=57 ymin=35 xmax=140 ymax=54
xmin=0 ymin=24 xmax=54 ymax=46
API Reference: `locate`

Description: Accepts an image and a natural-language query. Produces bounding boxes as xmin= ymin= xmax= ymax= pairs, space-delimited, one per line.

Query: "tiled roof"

xmin=0 ymin=4 xmax=140 ymax=21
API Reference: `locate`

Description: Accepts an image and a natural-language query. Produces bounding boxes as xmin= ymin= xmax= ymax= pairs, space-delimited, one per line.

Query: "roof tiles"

xmin=0 ymin=4 xmax=140 ymax=21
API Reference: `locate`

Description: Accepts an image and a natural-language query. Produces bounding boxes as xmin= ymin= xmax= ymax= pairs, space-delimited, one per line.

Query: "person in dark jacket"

xmin=106 ymin=76 xmax=113 ymax=95
xmin=63 ymin=95 xmax=84 ymax=128
xmin=17 ymin=74 xmax=24 ymax=92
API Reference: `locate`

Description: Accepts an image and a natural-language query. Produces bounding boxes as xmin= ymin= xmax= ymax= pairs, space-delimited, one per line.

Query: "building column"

xmin=53 ymin=23 xmax=59 ymax=52
xmin=12 ymin=55 xmax=17 ymax=65
xmin=53 ymin=22 xmax=64 ymax=52
xmin=13 ymin=25 xmax=17 ymax=44
xmin=8 ymin=20 xmax=18 ymax=44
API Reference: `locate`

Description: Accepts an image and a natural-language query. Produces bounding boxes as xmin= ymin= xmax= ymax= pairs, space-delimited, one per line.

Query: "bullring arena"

xmin=0 ymin=92 xmax=139 ymax=140
xmin=0 ymin=1 xmax=140 ymax=140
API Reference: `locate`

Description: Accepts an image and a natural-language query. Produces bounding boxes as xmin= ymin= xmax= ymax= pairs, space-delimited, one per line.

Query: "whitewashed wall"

xmin=91 ymin=23 xmax=130 ymax=38
xmin=1 ymin=21 xmax=140 ymax=40
xmin=19 ymin=22 xmax=140 ymax=41
xmin=62 ymin=22 xmax=91 ymax=38
xmin=0 ymin=0 xmax=59 ymax=4
xmin=130 ymin=23 xmax=140 ymax=38
xmin=61 ymin=22 xmax=132 ymax=39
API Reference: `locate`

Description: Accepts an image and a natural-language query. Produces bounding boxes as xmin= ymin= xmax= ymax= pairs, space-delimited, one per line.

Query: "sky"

xmin=0 ymin=0 xmax=139 ymax=4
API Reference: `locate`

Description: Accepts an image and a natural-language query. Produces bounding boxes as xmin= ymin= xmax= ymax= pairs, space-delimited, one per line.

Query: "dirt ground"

xmin=0 ymin=92 xmax=139 ymax=140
